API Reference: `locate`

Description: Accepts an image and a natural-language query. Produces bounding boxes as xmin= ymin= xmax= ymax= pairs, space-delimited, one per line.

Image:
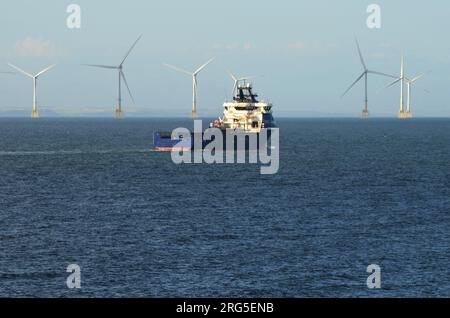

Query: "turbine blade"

xmin=410 ymin=70 xmax=432 ymax=83
xmin=227 ymin=71 xmax=239 ymax=96
xmin=411 ymin=74 xmax=425 ymax=83
xmin=83 ymin=64 xmax=118 ymax=69
xmin=227 ymin=71 xmax=237 ymax=82
xmin=239 ymin=76 xmax=257 ymax=81
xmin=120 ymin=34 xmax=142 ymax=66
xmin=355 ymin=38 xmax=367 ymax=70
xmin=368 ymin=70 xmax=397 ymax=79
xmin=232 ymin=82 xmax=238 ymax=96
xmin=341 ymin=72 xmax=365 ymax=98
xmin=385 ymin=78 xmax=401 ymax=89
xmin=8 ymin=63 xmax=33 ymax=78
xmin=35 ymin=64 xmax=56 ymax=78
xmin=194 ymin=57 xmax=215 ymax=75
xmin=163 ymin=63 xmax=192 ymax=76
xmin=120 ymin=71 xmax=135 ymax=104
xmin=400 ymin=56 xmax=404 ymax=78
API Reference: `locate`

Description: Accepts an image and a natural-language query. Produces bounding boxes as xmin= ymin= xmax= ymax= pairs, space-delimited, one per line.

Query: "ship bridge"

xmin=234 ymin=83 xmax=259 ymax=103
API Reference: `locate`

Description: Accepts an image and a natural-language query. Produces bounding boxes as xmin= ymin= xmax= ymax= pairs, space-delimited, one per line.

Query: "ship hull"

xmin=154 ymin=130 xmax=272 ymax=151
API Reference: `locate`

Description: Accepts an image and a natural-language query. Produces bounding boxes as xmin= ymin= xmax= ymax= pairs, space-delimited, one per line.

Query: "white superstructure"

xmin=210 ymin=82 xmax=275 ymax=133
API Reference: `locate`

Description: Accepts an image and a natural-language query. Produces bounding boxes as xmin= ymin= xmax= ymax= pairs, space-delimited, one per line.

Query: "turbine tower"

xmin=405 ymin=74 xmax=425 ymax=118
xmin=399 ymin=57 xmax=405 ymax=117
xmin=342 ymin=38 xmax=396 ymax=118
xmin=85 ymin=35 xmax=142 ymax=119
xmin=164 ymin=58 xmax=215 ymax=118
xmin=228 ymin=71 xmax=256 ymax=97
xmin=8 ymin=63 xmax=55 ymax=119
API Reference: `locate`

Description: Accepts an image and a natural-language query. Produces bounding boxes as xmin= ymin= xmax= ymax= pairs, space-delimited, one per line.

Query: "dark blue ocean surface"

xmin=0 ymin=118 xmax=449 ymax=297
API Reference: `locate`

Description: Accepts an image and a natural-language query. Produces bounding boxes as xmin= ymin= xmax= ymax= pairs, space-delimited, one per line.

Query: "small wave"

xmin=0 ymin=271 xmax=61 ymax=280
xmin=0 ymin=149 xmax=153 ymax=156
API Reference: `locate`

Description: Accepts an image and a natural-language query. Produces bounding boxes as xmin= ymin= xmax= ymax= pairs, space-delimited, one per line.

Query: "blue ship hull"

xmin=153 ymin=132 xmax=192 ymax=151
xmin=153 ymin=130 xmax=272 ymax=151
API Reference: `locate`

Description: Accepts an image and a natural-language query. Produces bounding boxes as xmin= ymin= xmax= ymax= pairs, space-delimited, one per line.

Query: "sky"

xmin=0 ymin=0 xmax=449 ymax=117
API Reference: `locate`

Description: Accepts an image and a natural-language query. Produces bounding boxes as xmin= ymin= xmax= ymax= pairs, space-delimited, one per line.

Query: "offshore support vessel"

xmin=153 ymin=81 xmax=276 ymax=151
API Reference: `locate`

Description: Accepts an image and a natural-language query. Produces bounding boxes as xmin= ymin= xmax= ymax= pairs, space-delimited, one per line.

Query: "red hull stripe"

xmin=155 ymin=147 xmax=192 ymax=152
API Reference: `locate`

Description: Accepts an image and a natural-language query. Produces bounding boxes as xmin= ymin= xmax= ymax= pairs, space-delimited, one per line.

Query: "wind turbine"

xmin=163 ymin=58 xmax=215 ymax=118
xmin=8 ymin=63 xmax=56 ymax=119
xmin=383 ymin=57 xmax=407 ymax=117
xmin=227 ymin=71 xmax=257 ymax=97
xmin=404 ymin=75 xmax=425 ymax=117
xmin=342 ymin=38 xmax=396 ymax=118
xmin=85 ymin=35 xmax=142 ymax=119
xmin=383 ymin=57 xmax=427 ymax=119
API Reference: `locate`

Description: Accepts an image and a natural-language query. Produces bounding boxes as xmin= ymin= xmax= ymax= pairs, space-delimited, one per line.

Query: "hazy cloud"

xmin=14 ymin=37 xmax=64 ymax=58
xmin=370 ymin=52 xmax=386 ymax=59
xmin=379 ymin=42 xmax=393 ymax=48
xmin=287 ymin=41 xmax=337 ymax=55
xmin=288 ymin=41 xmax=307 ymax=50
xmin=212 ymin=42 xmax=256 ymax=51
xmin=242 ymin=43 xmax=255 ymax=50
